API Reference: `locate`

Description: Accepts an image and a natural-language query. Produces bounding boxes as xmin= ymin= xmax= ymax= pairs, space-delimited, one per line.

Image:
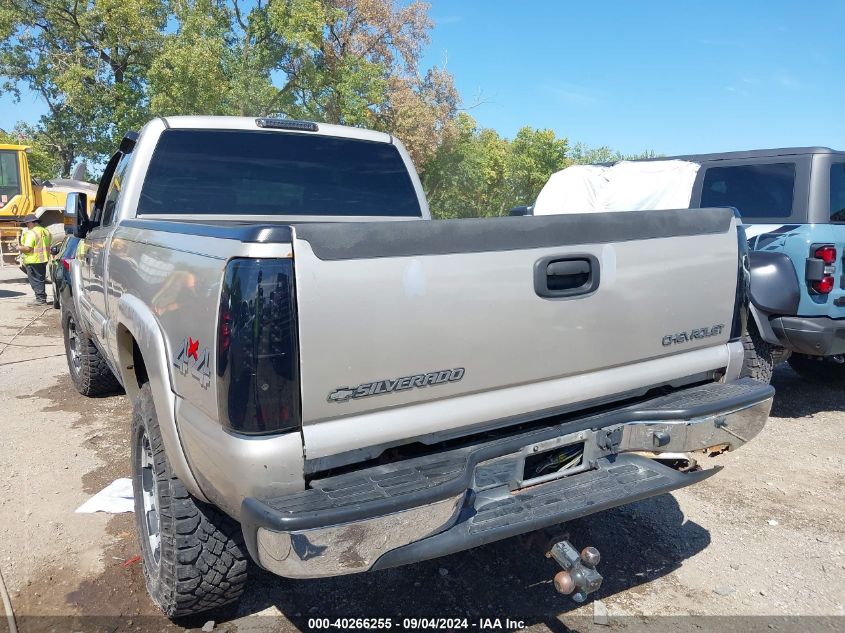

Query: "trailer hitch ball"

xmin=581 ymin=546 xmax=600 ymax=567
xmin=549 ymin=540 xmax=603 ymax=601
xmin=553 ymin=570 xmax=575 ymax=595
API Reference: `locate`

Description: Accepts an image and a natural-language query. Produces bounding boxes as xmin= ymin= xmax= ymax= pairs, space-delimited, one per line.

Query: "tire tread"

xmin=132 ymin=383 xmax=248 ymax=618
xmin=62 ymin=305 xmax=121 ymax=396
xmin=740 ymin=320 xmax=777 ymax=384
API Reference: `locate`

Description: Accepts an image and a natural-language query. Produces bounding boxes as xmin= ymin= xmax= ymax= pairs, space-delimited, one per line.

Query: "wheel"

xmin=740 ymin=319 xmax=777 ymax=383
xmin=132 ymin=383 xmax=249 ymax=618
xmin=787 ymin=354 xmax=845 ymax=384
xmin=62 ymin=304 xmax=122 ymax=396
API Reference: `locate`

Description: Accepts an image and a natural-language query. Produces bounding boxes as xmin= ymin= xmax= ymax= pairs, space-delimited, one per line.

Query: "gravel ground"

xmin=0 ymin=268 xmax=843 ymax=633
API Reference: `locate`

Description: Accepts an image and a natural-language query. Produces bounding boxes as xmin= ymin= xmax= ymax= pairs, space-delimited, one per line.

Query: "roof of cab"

xmin=158 ymin=115 xmax=393 ymax=144
xmin=648 ymin=147 xmax=844 ymax=163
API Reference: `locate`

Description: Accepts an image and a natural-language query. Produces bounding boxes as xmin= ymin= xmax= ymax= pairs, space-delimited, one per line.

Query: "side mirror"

xmin=509 ymin=205 xmax=533 ymax=216
xmin=65 ymin=191 xmax=90 ymax=238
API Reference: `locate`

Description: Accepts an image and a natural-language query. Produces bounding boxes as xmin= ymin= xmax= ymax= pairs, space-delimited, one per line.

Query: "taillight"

xmin=218 ymin=308 xmax=232 ymax=353
xmin=812 ymin=276 xmax=835 ymax=294
xmin=815 ymin=245 xmax=837 ymax=265
xmin=806 ymin=244 xmax=837 ymax=295
xmin=62 ymin=257 xmax=71 ymax=271
xmin=216 ymin=258 xmax=300 ymax=435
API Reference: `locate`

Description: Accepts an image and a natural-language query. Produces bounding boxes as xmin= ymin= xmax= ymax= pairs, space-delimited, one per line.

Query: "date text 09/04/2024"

xmin=307 ymin=618 xmax=526 ymax=630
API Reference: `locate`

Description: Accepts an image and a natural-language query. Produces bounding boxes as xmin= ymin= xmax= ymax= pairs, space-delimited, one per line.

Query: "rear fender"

xmin=748 ymin=250 xmax=800 ymax=346
xmin=748 ymin=250 xmax=801 ymax=314
xmin=115 ymin=294 xmax=208 ymax=502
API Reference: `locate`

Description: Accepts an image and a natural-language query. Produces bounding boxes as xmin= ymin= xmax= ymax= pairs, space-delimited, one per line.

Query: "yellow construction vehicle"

xmin=0 ymin=143 xmax=96 ymax=265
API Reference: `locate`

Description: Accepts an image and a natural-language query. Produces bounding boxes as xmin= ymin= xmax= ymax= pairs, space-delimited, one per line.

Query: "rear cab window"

xmin=138 ymin=130 xmax=422 ymax=218
xmin=700 ymin=163 xmax=796 ymax=221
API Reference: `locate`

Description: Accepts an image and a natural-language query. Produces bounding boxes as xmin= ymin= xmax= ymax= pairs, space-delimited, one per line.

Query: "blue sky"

xmin=423 ymin=0 xmax=844 ymax=154
xmin=2 ymin=0 xmax=842 ymax=156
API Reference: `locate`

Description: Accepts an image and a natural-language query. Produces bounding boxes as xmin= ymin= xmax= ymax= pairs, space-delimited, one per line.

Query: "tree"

xmin=422 ymin=116 xmax=574 ymax=218
xmin=2 ymin=0 xmax=458 ymax=169
xmin=0 ymin=125 xmax=62 ymax=179
xmin=264 ymin=0 xmax=458 ymax=166
xmin=505 ymin=126 xmax=569 ymax=206
xmin=421 ymin=113 xmax=509 ymax=219
xmin=1 ymin=0 xmax=168 ymax=170
xmin=569 ymin=142 xmax=658 ymax=165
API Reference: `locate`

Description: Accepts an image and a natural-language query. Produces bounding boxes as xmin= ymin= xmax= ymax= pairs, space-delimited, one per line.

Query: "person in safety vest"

xmin=17 ymin=214 xmax=52 ymax=305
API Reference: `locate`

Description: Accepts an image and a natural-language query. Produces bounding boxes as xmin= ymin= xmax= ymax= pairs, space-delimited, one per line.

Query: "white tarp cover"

xmin=533 ymin=159 xmax=700 ymax=215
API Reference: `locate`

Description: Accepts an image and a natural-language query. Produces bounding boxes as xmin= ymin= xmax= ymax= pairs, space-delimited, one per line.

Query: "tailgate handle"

xmin=534 ymin=255 xmax=600 ymax=299
xmin=547 ymin=260 xmax=590 ymax=277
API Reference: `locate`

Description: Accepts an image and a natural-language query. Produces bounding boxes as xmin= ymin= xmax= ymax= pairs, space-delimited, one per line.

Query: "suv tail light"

xmin=812 ymin=276 xmax=835 ymax=294
xmin=815 ymin=245 xmax=837 ymax=265
xmin=806 ymin=244 xmax=837 ymax=295
xmin=216 ymin=258 xmax=300 ymax=435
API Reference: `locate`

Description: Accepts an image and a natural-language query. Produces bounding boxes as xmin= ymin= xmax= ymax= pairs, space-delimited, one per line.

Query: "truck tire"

xmin=131 ymin=383 xmax=248 ymax=618
xmin=62 ymin=305 xmax=122 ymax=396
xmin=787 ymin=354 xmax=845 ymax=384
xmin=740 ymin=320 xmax=776 ymax=383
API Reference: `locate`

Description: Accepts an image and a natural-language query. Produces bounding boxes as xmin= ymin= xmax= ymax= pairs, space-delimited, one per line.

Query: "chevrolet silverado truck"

xmin=62 ymin=116 xmax=774 ymax=618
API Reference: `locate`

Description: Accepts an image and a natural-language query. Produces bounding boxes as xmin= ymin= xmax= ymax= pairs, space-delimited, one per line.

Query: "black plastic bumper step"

xmin=469 ymin=459 xmax=672 ymax=534
xmin=371 ymin=453 xmax=715 ymax=570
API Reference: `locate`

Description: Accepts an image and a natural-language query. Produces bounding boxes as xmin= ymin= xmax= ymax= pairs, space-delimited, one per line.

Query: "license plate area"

xmin=472 ymin=429 xmax=612 ymax=493
xmin=513 ymin=431 xmax=598 ymax=490
xmin=523 ymin=441 xmax=585 ymax=481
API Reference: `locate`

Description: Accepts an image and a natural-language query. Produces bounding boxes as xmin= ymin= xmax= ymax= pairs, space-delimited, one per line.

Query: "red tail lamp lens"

xmin=815 ymin=246 xmax=837 ymax=265
xmin=812 ymin=276 xmax=835 ymax=294
xmin=62 ymin=257 xmax=71 ymax=271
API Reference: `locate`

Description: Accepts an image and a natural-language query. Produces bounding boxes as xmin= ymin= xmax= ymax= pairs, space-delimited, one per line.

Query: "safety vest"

xmin=21 ymin=225 xmax=51 ymax=265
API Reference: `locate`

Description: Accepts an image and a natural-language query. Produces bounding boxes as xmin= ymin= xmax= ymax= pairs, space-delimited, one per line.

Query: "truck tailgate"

xmin=291 ymin=208 xmax=740 ymax=462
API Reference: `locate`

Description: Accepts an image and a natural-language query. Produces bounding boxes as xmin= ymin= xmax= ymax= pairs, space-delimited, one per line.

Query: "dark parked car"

xmin=49 ymin=235 xmax=81 ymax=309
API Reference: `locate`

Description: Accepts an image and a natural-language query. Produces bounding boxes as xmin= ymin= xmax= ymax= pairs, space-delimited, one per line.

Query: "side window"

xmin=830 ymin=163 xmax=845 ymax=222
xmin=0 ymin=150 xmax=21 ymax=205
xmin=701 ymin=163 xmax=796 ymax=219
xmin=101 ymin=153 xmax=131 ymax=226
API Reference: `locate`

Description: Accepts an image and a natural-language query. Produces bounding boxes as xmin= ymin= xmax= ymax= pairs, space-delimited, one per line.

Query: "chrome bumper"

xmin=248 ymin=389 xmax=773 ymax=579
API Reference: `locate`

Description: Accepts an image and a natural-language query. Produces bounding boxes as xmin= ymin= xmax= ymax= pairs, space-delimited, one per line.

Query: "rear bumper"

xmin=770 ymin=315 xmax=845 ymax=356
xmin=241 ymin=379 xmax=773 ymax=579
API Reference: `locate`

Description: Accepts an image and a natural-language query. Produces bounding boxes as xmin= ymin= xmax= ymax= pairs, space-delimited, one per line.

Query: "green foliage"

xmin=421 ymin=115 xmax=657 ymax=219
xmin=1 ymin=0 xmax=456 ymax=168
xmin=0 ymin=126 xmax=63 ymax=180
xmin=421 ymin=113 xmax=509 ymax=219
xmin=1 ymin=0 xmax=651 ymax=211
xmin=506 ymin=126 xmax=570 ymax=207
xmin=421 ymin=115 xmax=569 ymax=219
xmin=569 ymin=142 xmax=658 ymax=165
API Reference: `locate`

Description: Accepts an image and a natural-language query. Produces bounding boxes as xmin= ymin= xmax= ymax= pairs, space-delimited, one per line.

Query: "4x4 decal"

xmin=174 ymin=336 xmax=211 ymax=388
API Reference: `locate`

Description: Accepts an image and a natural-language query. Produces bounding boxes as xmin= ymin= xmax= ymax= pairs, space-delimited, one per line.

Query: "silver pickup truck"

xmin=62 ymin=116 xmax=774 ymax=618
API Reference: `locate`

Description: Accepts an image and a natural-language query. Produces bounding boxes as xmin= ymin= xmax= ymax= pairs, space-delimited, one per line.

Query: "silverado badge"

xmin=328 ymin=368 xmax=465 ymax=403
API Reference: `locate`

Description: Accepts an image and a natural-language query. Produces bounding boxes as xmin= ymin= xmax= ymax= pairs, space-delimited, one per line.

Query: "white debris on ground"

xmin=75 ymin=478 xmax=134 ymax=514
